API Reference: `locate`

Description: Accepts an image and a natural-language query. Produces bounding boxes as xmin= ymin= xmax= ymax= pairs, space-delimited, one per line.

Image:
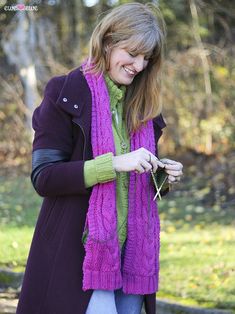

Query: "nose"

xmin=133 ymin=55 xmax=145 ymax=72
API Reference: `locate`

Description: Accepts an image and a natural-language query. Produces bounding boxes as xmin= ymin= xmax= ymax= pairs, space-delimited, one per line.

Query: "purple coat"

xmin=16 ymin=67 xmax=166 ymax=314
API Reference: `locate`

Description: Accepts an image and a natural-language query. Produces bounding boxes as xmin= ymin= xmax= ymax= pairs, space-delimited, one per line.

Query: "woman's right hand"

xmin=112 ymin=147 xmax=165 ymax=174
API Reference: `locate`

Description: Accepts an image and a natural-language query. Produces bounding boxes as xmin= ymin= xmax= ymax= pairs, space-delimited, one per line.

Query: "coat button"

xmin=74 ymin=104 xmax=79 ymax=109
xmin=63 ymin=97 xmax=68 ymax=102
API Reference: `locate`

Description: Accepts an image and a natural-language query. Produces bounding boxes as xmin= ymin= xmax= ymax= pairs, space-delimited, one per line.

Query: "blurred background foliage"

xmin=0 ymin=0 xmax=234 ymax=157
xmin=0 ymin=0 xmax=235 ymax=311
xmin=1 ymin=0 xmax=234 ymax=207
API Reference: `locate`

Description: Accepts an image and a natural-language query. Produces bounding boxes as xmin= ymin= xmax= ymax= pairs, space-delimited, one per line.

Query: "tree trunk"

xmin=189 ymin=0 xmax=213 ymax=154
xmin=2 ymin=10 xmax=39 ymax=133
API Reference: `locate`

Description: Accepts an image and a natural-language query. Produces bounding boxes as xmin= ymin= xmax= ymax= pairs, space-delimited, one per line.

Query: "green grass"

xmin=0 ymin=175 xmax=41 ymax=270
xmin=158 ymin=227 xmax=235 ymax=310
xmin=0 ymin=175 xmax=41 ymax=228
xmin=0 ymin=174 xmax=235 ymax=312
xmin=157 ymin=179 xmax=235 ymax=312
xmin=0 ymin=226 xmax=34 ymax=270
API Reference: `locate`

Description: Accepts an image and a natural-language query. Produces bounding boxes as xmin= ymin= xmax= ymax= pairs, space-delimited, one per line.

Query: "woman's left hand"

xmin=160 ymin=158 xmax=183 ymax=184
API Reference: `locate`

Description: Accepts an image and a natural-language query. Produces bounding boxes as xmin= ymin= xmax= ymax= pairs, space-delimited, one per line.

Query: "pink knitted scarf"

xmin=82 ymin=65 xmax=160 ymax=294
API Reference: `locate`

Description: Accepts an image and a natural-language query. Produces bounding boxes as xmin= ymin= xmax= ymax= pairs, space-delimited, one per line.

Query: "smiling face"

xmin=107 ymin=46 xmax=150 ymax=86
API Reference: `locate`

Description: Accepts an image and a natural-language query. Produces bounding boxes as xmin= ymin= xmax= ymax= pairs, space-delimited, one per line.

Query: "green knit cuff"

xmin=95 ymin=152 xmax=116 ymax=183
xmin=84 ymin=159 xmax=97 ymax=188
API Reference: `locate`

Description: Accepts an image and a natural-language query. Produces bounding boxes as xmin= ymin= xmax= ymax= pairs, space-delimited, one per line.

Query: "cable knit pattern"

xmin=82 ymin=63 xmax=160 ymax=294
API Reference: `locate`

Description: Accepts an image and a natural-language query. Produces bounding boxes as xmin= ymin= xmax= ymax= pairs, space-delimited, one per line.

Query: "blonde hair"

xmin=86 ymin=2 xmax=166 ymax=134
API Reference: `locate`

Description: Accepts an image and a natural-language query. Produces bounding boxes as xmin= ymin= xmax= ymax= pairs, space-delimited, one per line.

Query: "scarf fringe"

xmin=83 ymin=270 xmax=122 ymax=291
xmin=83 ymin=271 xmax=159 ymax=295
xmin=123 ymin=272 xmax=159 ymax=295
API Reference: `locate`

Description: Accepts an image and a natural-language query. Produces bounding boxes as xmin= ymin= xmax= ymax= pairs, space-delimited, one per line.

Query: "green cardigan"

xmin=83 ymin=75 xmax=130 ymax=249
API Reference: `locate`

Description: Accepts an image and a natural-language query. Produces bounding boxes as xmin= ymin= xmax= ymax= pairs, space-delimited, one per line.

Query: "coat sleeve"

xmin=153 ymin=114 xmax=169 ymax=197
xmin=153 ymin=113 xmax=167 ymax=158
xmin=31 ymin=76 xmax=89 ymax=197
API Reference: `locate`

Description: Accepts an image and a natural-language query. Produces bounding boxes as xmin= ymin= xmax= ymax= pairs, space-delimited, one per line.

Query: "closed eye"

xmin=128 ymin=52 xmax=136 ymax=57
xmin=128 ymin=51 xmax=151 ymax=61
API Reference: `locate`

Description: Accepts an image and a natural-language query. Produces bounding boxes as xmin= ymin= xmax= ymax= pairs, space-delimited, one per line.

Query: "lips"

xmin=123 ymin=66 xmax=136 ymax=76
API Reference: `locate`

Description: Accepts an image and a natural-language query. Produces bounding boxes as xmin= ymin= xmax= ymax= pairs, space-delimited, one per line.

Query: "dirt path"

xmin=0 ymin=294 xmax=233 ymax=314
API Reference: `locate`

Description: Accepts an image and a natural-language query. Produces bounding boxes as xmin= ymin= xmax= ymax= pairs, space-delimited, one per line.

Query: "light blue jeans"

xmin=85 ymin=288 xmax=144 ymax=314
xmin=85 ymin=241 xmax=144 ymax=314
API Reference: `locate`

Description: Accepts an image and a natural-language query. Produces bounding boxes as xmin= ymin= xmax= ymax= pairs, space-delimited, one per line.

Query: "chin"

xmin=120 ymin=76 xmax=134 ymax=85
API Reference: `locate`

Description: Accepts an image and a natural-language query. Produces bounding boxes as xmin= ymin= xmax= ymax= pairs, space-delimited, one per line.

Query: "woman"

xmin=16 ymin=3 xmax=183 ymax=314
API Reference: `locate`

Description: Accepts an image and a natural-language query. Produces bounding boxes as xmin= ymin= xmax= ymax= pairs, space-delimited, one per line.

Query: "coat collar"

xmin=56 ymin=66 xmax=92 ymax=137
xmin=55 ymin=66 xmax=166 ymax=138
xmin=153 ymin=113 xmax=167 ymax=129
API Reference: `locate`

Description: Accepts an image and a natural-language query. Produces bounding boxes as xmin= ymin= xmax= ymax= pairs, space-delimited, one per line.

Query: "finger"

xmin=141 ymin=160 xmax=153 ymax=172
xmin=160 ymin=158 xmax=178 ymax=164
xmin=135 ymin=160 xmax=145 ymax=173
xmin=164 ymin=164 xmax=183 ymax=171
xmin=151 ymin=159 xmax=165 ymax=173
xmin=169 ymin=180 xmax=179 ymax=184
xmin=136 ymin=163 xmax=147 ymax=174
xmin=168 ymin=175 xmax=179 ymax=184
xmin=145 ymin=153 xmax=165 ymax=172
xmin=156 ymin=158 xmax=165 ymax=168
xmin=165 ymin=170 xmax=183 ymax=177
xmin=168 ymin=175 xmax=175 ymax=182
xmin=150 ymin=155 xmax=165 ymax=170
xmin=161 ymin=159 xmax=183 ymax=168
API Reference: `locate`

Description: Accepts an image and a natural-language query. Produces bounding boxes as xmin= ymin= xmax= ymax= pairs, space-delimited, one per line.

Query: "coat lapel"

xmin=55 ymin=67 xmax=92 ymax=141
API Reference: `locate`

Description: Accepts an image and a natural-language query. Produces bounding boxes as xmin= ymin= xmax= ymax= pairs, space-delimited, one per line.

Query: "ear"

xmin=104 ymin=44 xmax=111 ymax=54
xmin=104 ymin=45 xmax=111 ymax=71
